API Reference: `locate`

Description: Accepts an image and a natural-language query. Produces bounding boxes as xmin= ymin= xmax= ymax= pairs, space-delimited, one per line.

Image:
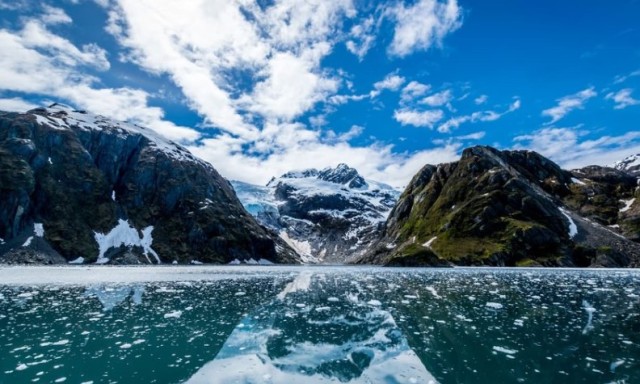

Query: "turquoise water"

xmin=0 ymin=266 xmax=639 ymax=383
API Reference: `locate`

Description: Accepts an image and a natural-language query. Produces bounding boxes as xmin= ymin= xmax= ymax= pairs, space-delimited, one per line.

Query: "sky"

xmin=0 ymin=0 xmax=639 ymax=188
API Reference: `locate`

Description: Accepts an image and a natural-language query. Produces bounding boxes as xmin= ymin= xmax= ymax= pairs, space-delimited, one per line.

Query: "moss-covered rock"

xmin=357 ymin=146 xmax=640 ymax=267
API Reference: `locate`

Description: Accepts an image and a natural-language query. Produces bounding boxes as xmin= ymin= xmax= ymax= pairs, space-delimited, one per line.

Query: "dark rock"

xmin=0 ymin=105 xmax=300 ymax=265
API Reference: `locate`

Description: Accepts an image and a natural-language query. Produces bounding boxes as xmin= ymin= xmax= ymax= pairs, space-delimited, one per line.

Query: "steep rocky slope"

xmin=0 ymin=104 xmax=299 ymax=265
xmin=232 ymin=165 xmax=399 ymax=263
xmin=358 ymin=146 xmax=640 ymax=267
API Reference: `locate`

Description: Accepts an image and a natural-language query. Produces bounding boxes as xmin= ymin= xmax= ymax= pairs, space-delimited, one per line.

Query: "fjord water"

xmin=0 ymin=267 xmax=638 ymax=383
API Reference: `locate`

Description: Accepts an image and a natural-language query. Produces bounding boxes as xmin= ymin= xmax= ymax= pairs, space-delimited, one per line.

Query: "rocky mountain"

xmin=612 ymin=153 xmax=640 ymax=177
xmin=357 ymin=146 xmax=640 ymax=268
xmin=0 ymin=104 xmax=300 ymax=265
xmin=231 ymin=165 xmax=399 ymax=263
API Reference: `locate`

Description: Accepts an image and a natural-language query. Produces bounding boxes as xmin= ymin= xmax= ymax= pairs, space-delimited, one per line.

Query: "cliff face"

xmin=358 ymin=146 xmax=640 ymax=268
xmin=0 ymin=104 xmax=300 ymax=265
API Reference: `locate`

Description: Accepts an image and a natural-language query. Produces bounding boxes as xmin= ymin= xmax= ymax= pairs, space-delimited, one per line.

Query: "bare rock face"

xmin=358 ymin=146 xmax=640 ymax=267
xmin=0 ymin=104 xmax=300 ymax=265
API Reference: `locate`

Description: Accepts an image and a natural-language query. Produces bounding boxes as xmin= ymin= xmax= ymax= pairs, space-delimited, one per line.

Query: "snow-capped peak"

xmin=611 ymin=153 xmax=640 ymax=178
xmin=26 ymin=103 xmax=200 ymax=164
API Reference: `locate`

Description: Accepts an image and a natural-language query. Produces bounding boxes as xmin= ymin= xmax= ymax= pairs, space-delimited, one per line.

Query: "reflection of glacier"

xmin=84 ymin=285 xmax=144 ymax=311
xmin=187 ymin=272 xmax=437 ymax=383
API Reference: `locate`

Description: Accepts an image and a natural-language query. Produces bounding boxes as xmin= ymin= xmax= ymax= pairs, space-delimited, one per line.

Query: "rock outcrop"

xmin=357 ymin=146 xmax=640 ymax=267
xmin=0 ymin=104 xmax=300 ymax=265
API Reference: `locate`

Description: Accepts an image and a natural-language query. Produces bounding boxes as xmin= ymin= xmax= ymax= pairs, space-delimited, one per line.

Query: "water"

xmin=1 ymin=266 xmax=639 ymax=383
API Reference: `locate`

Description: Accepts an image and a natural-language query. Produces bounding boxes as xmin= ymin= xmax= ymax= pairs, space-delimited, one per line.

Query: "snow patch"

xmin=422 ymin=236 xmax=437 ymax=248
xmin=620 ymin=198 xmax=635 ymax=213
xmin=94 ymin=219 xmax=160 ymax=264
xmin=558 ymin=208 xmax=578 ymax=238
xmin=34 ymin=223 xmax=44 ymax=237
xmin=571 ymin=177 xmax=586 ymax=186
xmin=68 ymin=257 xmax=84 ymax=265
xmin=279 ymin=231 xmax=318 ymax=263
xmin=22 ymin=237 xmax=33 ymax=247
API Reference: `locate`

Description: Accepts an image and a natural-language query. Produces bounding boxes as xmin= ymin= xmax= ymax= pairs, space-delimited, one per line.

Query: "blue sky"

xmin=0 ymin=0 xmax=639 ymax=187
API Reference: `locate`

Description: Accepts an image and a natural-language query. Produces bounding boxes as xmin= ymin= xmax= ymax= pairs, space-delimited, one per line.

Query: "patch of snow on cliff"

xmin=22 ymin=237 xmax=33 ymax=247
xmin=558 ymin=208 xmax=578 ymax=238
xmin=571 ymin=178 xmax=586 ymax=186
xmin=68 ymin=257 xmax=84 ymax=264
xmin=94 ymin=219 xmax=160 ymax=264
xmin=422 ymin=236 xmax=437 ymax=248
xmin=279 ymin=231 xmax=318 ymax=263
xmin=34 ymin=223 xmax=44 ymax=237
xmin=620 ymin=198 xmax=635 ymax=213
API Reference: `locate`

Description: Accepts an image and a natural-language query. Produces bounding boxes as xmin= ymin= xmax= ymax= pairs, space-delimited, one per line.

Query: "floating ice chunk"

xmin=493 ymin=346 xmax=517 ymax=355
xmin=172 ymin=260 xmax=178 ymax=265
xmin=16 ymin=364 xmax=28 ymax=371
xmin=367 ymin=299 xmax=382 ymax=306
xmin=190 ymin=260 xmax=203 ymax=265
xmin=245 ymin=258 xmax=258 ymax=265
xmin=258 ymin=258 xmax=274 ymax=265
xmin=558 ymin=208 xmax=578 ymax=238
xmin=68 ymin=257 xmax=84 ymax=264
xmin=582 ymin=300 xmax=595 ymax=334
xmin=426 ymin=286 xmax=440 ymax=298
xmin=610 ymin=359 xmax=625 ymax=373
xmin=228 ymin=259 xmax=241 ymax=265
xmin=54 ymin=378 xmax=66 ymax=383
xmin=164 ymin=310 xmax=182 ymax=319
xmin=120 ymin=343 xmax=132 ymax=349
xmin=485 ymin=302 xmax=503 ymax=309
xmin=327 ymin=297 xmax=339 ymax=302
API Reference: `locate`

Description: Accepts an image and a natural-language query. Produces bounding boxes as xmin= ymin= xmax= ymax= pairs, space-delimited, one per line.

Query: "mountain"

xmin=357 ymin=146 xmax=640 ymax=268
xmin=231 ymin=164 xmax=400 ymax=263
xmin=612 ymin=153 xmax=640 ymax=177
xmin=0 ymin=104 xmax=300 ymax=265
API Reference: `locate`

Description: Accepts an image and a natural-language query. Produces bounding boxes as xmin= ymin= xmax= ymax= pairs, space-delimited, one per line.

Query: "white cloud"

xmin=542 ymin=87 xmax=597 ymax=124
xmin=372 ymin=73 xmax=406 ymax=93
xmin=329 ymin=72 xmax=406 ymax=104
xmin=614 ymin=69 xmax=640 ymax=84
xmin=456 ymin=131 xmax=485 ymax=140
xmin=605 ymin=88 xmax=640 ymax=110
xmin=513 ymin=127 xmax=640 ymax=169
xmin=437 ymin=98 xmax=520 ymax=133
xmin=401 ymin=81 xmax=430 ymax=102
xmin=393 ymin=108 xmax=444 ymax=128
xmin=474 ymin=94 xmax=488 ymax=105
xmin=0 ymin=97 xmax=38 ymax=112
xmin=420 ymin=89 xmax=452 ymax=107
xmin=189 ymin=131 xmax=461 ymax=189
xmin=41 ymin=5 xmax=72 ymax=25
xmin=105 ymin=0 xmax=355 ymax=139
xmin=388 ymin=0 xmax=462 ymax=57
xmin=0 ymin=12 xmax=198 ymax=142
xmin=345 ymin=16 xmax=376 ymax=59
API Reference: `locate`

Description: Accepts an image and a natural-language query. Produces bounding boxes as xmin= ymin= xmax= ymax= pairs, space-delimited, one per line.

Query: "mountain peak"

xmin=318 ymin=163 xmax=367 ymax=189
